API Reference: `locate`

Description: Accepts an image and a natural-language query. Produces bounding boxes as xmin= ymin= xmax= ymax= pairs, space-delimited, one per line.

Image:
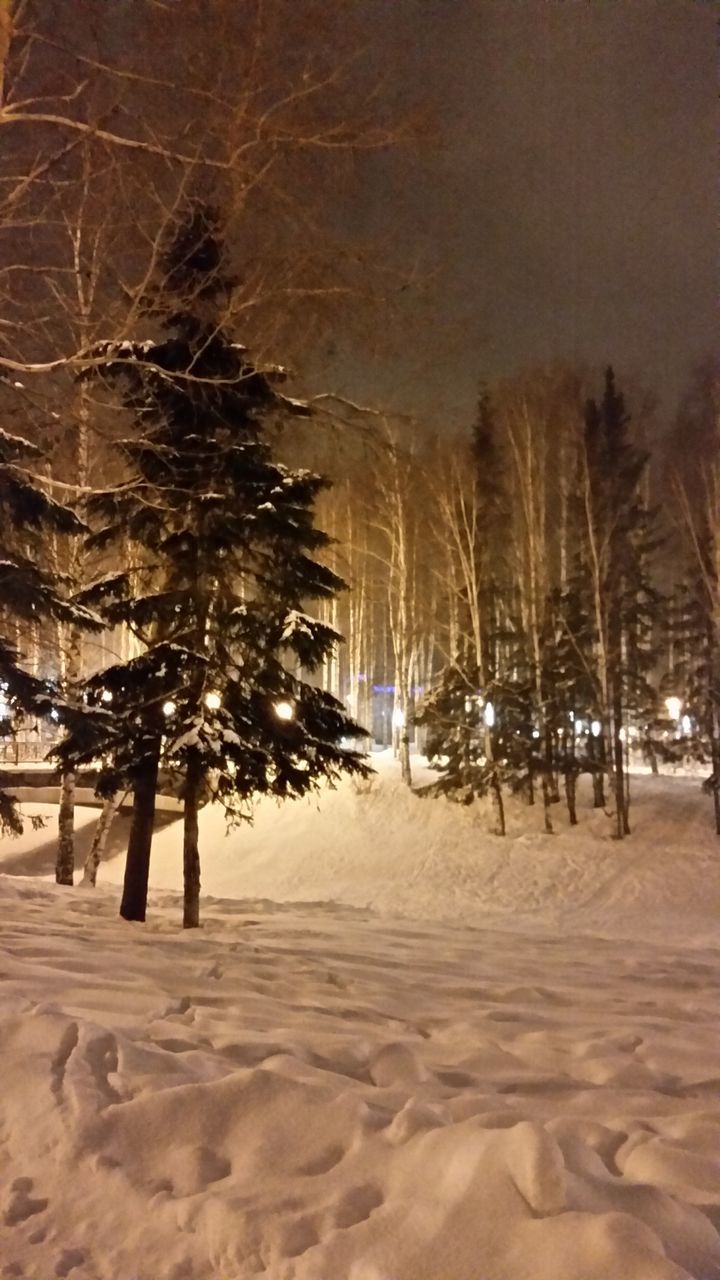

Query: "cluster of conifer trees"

xmin=293 ymin=365 xmax=719 ymax=842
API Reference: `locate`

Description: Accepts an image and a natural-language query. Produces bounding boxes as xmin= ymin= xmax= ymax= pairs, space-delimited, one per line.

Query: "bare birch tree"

xmin=674 ymin=398 xmax=720 ymax=834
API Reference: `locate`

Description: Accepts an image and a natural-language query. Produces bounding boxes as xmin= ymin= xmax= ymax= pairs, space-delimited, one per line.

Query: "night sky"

xmin=334 ymin=0 xmax=717 ymax=428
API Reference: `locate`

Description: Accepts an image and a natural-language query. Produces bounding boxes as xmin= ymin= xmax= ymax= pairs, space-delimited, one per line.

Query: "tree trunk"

xmin=541 ymin=772 xmax=553 ymax=834
xmin=623 ymin=726 xmax=631 ymax=833
xmin=120 ymin=743 xmax=160 ymax=922
xmin=565 ymin=716 xmax=578 ymax=825
xmin=711 ymin=704 xmax=720 ymax=837
xmin=55 ymin=621 xmax=83 ymax=884
xmin=611 ymin=681 xmax=629 ymax=838
xmin=83 ymin=793 xmax=121 ymax=887
xmin=398 ymin=731 xmax=412 ymax=787
xmin=590 ymin=733 xmax=606 ymax=807
xmin=564 ymin=771 xmax=578 ymax=826
xmin=490 ymin=773 xmax=505 ymax=837
xmin=545 ymin=728 xmax=560 ymax=803
xmin=0 ymin=0 xmax=13 ymax=109
xmin=183 ymin=750 xmax=203 ymax=929
xmin=56 ymin=769 xmax=75 ymax=884
xmin=484 ymin=720 xmax=505 ymax=836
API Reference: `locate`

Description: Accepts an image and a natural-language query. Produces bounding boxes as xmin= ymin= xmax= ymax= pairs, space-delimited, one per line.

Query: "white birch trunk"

xmin=82 ymin=793 xmax=122 ymax=886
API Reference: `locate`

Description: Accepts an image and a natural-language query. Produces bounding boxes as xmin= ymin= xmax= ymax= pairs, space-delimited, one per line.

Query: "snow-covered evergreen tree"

xmin=660 ymin=555 xmax=720 ymax=831
xmin=56 ymin=204 xmax=368 ymax=925
xmin=541 ymin=584 xmax=599 ymax=824
xmin=580 ymin=367 xmax=661 ymax=837
xmin=419 ymin=652 xmax=533 ymax=836
xmin=419 ymin=391 xmax=514 ymax=834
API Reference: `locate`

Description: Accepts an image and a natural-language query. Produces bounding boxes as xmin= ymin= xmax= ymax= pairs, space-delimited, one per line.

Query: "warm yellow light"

xmin=205 ymin=690 xmax=222 ymax=710
xmin=665 ymin=696 xmax=682 ymax=721
xmin=274 ymin=700 xmax=294 ymax=722
xmin=162 ymin=700 xmax=176 ymax=717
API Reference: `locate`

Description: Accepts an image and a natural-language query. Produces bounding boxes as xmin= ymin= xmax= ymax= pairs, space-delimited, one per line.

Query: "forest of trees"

xmin=0 ymin=1 xmax=718 ymax=927
xmin=302 ymin=362 xmax=720 ymax=839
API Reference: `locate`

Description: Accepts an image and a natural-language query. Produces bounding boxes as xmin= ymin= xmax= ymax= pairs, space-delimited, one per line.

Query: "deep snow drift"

xmin=1 ymin=759 xmax=719 ymax=1279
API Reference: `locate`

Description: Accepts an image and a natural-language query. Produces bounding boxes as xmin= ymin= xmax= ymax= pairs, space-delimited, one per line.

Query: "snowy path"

xmin=1 ymin=878 xmax=720 ymax=1279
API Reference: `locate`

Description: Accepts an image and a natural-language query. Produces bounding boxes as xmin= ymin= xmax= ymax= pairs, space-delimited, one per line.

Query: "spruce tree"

xmin=581 ymin=368 xmax=660 ymax=837
xmin=662 ymin=559 xmax=720 ymax=831
xmin=419 ymin=390 xmax=513 ymax=834
xmin=541 ymin=585 xmax=596 ymax=825
xmin=0 ymin=423 xmax=91 ymax=837
xmin=57 ymin=204 xmax=368 ymax=925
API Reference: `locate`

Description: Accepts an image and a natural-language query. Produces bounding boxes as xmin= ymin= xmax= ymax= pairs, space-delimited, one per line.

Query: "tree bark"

xmin=611 ymin=680 xmax=629 ymax=838
xmin=0 ymin=0 xmax=13 ymax=108
xmin=56 ymin=769 xmax=75 ymax=884
xmin=565 ymin=717 xmax=578 ymax=825
xmin=490 ymin=773 xmax=505 ymax=837
xmin=83 ymin=793 xmax=121 ymax=887
xmin=526 ymin=752 xmax=535 ymax=806
xmin=711 ymin=687 xmax=720 ymax=837
xmin=546 ymin=729 xmax=560 ymax=803
xmin=564 ymin=771 xmax=578 ymax=826
xmin=54 ymin=614 xmax=84 ymax=883
xmin=398 ymin=730 xmax=412 ymax=787
xmin=182 ymin=750 xmax=203 ymax=929
xmin=712 ymin=746 xmax=720 ymax=838
xmin=590 ymin=732 xmax=606 ymax=808
xmin=120 ymin=742 xmax=160 ymax=922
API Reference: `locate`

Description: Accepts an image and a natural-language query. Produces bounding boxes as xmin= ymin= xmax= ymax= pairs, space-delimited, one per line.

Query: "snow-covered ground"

xmin=1 ymin=757 xmax=720 ymax=1278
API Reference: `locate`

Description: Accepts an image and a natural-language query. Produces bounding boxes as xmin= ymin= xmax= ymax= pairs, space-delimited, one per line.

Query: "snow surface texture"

xmin=0 ymin=760 xmax=719 ymax=1278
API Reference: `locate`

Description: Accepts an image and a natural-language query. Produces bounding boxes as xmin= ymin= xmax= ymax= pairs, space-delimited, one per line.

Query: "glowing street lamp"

xmin=204 ymin=690 xmax=222 ymax=710
xmin=162 ymin=699 xmax=176 ymax=717
xmin=100 ymin=689 xmax=113 ymax=704
xmin=590 ymin=719 xmax=602 ymax=738
xmin=483 ymin=701 xmax=495 ymax=728
xmin=665 ymin=695 xmax=682 ymax=722
xmin=274 ymin=699 xmax=294 ymax=722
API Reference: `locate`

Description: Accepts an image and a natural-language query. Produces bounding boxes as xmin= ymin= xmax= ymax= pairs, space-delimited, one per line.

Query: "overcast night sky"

xmin=332 ymin=0 xmax=717 ymax=428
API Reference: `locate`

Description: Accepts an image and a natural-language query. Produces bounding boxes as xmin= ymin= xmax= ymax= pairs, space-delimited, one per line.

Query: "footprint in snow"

xmin=54 ymin=1248 xmax=86 ymax=1277
xmin=155 ymin=995 xmax=193 ymax=1019
xmin=299 ymin=1144 xmax=345 ymax=1176
xmin=333 ymin=1183 xmax=384 ymax=1229
xmin=282 ymin=1214 xmax=320 ymax=1258
xmin=3 ymin=1177 xmax=49 ymax=1226
xmin=50 ymin=1021 xmax=79 ymax=1101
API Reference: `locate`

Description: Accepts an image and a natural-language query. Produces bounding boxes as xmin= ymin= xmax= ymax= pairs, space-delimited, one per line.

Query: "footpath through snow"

xmin=0 ymin=759 xmax=719 ymax=1279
